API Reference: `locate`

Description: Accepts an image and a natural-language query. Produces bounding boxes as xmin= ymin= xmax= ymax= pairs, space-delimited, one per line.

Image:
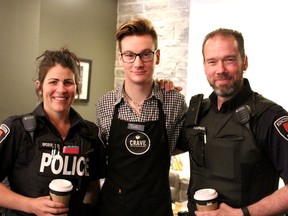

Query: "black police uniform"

xmin=178 ymin=79 xmax=288 ymax=215
xmin=0 ymin=103 xmax=106 ymax=216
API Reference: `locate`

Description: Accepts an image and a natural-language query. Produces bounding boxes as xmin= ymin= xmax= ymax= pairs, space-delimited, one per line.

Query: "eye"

xmin=142 ymin=52 xmax=152 ymax=57
xmin=206 ymin=59 xmax=216 ymax=65
xmin=63 ymin=80 xmax=75 ymax=86
xmin=48 ymin=80 xmax=58 ymax=85
xmin=123 ymin=53 xmax=135 ymax=58
xmin=224 ymin=57 xmax=237 ymax=64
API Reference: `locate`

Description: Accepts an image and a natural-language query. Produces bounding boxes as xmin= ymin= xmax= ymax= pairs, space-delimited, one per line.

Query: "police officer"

xmin=0 ymin=48 xmax=105 ymax=215
xmin=177 ymin=28 xmax=288 ymax=216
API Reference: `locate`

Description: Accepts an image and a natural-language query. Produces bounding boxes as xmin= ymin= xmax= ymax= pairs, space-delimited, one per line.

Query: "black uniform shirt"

xmin=179 ymin=79 xmax=288 ymax=184
xmin=0 ymin=103 xmax=106 ymax=215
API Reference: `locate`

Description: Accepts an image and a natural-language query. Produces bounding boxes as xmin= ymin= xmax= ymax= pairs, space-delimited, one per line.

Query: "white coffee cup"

xmin=49 ymin=179 xmax=73 ymax=206
xmin=194 ymin=188 xmax=218 ymax=211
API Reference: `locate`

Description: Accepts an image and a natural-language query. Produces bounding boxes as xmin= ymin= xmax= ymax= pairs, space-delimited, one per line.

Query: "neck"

xmin=46 ymin=111 xmax=70 ymax=139
xmin=123 ymin=81 xmax=153 ymax=113
xmin=124 ymin=81 xmax=153 ymax=104
xmin=217 ymin=96 xmax=231 ymax=110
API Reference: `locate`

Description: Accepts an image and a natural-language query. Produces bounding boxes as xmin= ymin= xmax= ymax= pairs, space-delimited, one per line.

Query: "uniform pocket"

xmin=209 ymin=136 xmax=244 ymax=180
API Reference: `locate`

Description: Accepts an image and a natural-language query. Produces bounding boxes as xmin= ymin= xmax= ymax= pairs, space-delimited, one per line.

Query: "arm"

xmin=83 ymin=180 xmax=101 ymax=205
xmin=195 ymin=185 xmax=288 ymax=216
xmin=247 ymin=185 xmax=288 ymax=216
xmin=0 ymin=183 xmax=68 ymax=215
xmin=82 ymin=180 xmax=101 ymax=215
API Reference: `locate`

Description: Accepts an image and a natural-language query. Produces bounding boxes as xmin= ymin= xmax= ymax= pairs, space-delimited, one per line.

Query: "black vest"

xmin=185 ymin=93 xmax=279 ymax=208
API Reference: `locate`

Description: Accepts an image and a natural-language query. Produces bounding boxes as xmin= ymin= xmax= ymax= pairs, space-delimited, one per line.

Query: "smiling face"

xmin=36 ymin=64 xmax=76 ymax=117
xmin=203 ymin=35 xmax=248 ymax=97
xmin=119 ymin=34 xmax=160 ymax=86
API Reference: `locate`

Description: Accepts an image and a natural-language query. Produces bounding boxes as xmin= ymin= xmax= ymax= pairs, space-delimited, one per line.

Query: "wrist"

xmin=241 ymin=206 xmax=250 ymax=216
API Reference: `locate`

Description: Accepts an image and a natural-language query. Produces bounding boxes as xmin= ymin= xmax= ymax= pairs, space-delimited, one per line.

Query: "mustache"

xmin=215 ymin=74 xmax=231 ymax=80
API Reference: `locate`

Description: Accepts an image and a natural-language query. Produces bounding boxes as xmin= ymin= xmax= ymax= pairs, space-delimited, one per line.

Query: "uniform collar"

xmin=209 ymin=78 xmax=253 ymax=113
xmin=33 ymin=103 xmax=84 ymax=128
xmin=114 ymin=81 xmax=164 ymax=106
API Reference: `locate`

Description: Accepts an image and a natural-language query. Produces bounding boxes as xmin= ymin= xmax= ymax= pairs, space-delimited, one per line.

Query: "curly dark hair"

xmin=35 ymin=47 xmax=81 ymax=99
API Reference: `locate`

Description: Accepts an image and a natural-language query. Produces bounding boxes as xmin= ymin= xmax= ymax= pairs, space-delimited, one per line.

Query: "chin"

xmin=214 ymin=87 xmax=235 ymax=97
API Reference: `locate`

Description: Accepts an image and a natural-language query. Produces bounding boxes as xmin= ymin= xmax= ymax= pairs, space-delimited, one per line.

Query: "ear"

xmin=35 ymin=80 xmax=40 ymax=88
xmin=155 ymin=49 xmax=160 ymax=65
xmin=243 ymin=55 xmax=248 ymax=71
xmin=35 ymin=80 xmax=41 ymax=95
xmin=118 ymin=52 xmax=124 ymax=66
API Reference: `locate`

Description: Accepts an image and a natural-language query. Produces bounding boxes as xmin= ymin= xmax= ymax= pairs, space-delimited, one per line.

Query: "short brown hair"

xmin=202 ymin=28 xmax=246 ymax=59
xmin=116 ymin=18 xmax=158 ymax=52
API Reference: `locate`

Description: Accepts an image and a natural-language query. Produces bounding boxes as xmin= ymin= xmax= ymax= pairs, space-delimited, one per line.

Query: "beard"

xmin=210 ymin=74 xmax=243 ymax=97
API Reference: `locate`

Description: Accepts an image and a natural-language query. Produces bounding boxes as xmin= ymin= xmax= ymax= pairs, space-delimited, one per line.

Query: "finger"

xmin=169 ymin=80 xmax=175 ymax=91
xmin=175 ymin=86 xmax=183 ymax=92
xmin=163 ymin=79 xmax=172 ymax=91
xmin=157 ymin=78 xmax=165 ymax=89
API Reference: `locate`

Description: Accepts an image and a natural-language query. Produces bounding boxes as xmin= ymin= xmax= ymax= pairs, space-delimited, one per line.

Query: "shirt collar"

xmin=114 ymin=81 xmax=164 ymax=106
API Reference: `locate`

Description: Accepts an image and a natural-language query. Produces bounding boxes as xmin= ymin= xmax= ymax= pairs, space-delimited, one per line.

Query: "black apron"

xmin=100 ymin=100 xmax=173 ymax=216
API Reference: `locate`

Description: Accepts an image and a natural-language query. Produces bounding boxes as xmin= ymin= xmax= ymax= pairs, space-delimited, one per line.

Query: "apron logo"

xmin=274 ymin=116 xmax=288 ymax=141
xmin=125 ymin=132 xmax=151 ymax=155
xmin=0 ymin=124 xmax=10 ymax=144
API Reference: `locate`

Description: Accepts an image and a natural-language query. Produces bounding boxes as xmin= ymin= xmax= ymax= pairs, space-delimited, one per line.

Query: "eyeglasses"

xmin=120 ymin=50 xmax=157 ymax=63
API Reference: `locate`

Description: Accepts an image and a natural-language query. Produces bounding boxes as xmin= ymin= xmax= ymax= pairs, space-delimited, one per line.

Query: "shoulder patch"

xmin=0 ymin=124 xmax=10 ymax=144
xmin=274 ymin=116 xmax=288 ymax=141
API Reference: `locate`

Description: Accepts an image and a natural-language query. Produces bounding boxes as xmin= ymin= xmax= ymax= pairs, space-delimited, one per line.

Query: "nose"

xmin=133 ymin=55 xmax=144 ymax=66
xmin=216 ymin=61 xmax=227 ymax=74
xmin=57 ymin=82 xmax=67 ymax=92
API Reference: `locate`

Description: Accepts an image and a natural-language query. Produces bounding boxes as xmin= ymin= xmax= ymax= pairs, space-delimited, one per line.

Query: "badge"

xmin=63 ymin=146 xmax=80 ymax=154
xmin=274 ymin=116 xmax=288 ymax=141
xmin=0 ymin=124 xmax=10 ymax=144
xmin=125 ymin=132 xmax=151 ymax=155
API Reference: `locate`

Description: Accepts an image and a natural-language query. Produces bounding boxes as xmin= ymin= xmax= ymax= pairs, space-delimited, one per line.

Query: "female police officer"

xmin=0 ymin=48 xmax=105 ymax=215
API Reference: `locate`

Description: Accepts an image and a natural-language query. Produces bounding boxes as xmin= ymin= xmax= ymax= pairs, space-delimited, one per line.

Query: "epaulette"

xmin=185 ymin=94 xmax=211 ymax=127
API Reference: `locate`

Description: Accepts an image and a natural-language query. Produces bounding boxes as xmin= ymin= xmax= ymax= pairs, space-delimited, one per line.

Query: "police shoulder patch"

xmin=0 ymin=124 xmax=10 ymax=144
xmin=274 ymin=116 xmax=288 ymax=141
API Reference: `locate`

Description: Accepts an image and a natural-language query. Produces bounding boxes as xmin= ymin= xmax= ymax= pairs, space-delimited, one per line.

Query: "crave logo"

xmin=125 ymin=132 xmax=151 ymax=155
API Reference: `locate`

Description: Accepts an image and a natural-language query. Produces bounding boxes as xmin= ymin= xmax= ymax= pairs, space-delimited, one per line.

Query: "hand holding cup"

xmin=49 ymin=179 xmax=73 ymax=207
xmin=194 ymin=188 xmax=218 ymax=211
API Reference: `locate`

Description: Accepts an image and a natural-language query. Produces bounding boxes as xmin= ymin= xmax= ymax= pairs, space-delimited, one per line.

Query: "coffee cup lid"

xmin=49 ymin=179 xmax=73 ymax=192
xmin=194 ymin=188 xmax=218 ymax=201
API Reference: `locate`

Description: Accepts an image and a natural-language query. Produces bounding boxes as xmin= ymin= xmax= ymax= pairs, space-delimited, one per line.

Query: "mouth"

xmin=215 ymin=76 xmax=231 ymax=84
xmin=53 ymin=96 xmax=69 ymax=101
xmin=132 ymin=69 xmax=146 ymax=73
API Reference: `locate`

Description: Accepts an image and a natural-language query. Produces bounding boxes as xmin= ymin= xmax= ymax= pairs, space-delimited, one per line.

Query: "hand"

xmin=28 ymin=196 xmax=69 ymax=216
xmin=195 ymin=203 xmax=243 ymax=216
xmin=156 ymin=78 xmax=183 ymax=92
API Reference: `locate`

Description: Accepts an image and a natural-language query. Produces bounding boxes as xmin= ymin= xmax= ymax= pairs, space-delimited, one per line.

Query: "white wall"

xmin=187 ymin=0 xmax=288 ymax=111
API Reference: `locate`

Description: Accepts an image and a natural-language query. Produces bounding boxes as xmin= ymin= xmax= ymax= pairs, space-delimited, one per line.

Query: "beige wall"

xmin=0 ymin=0 xmax=117 ymax=122
xmin=0 ymin=0 xmax=41 ymax=122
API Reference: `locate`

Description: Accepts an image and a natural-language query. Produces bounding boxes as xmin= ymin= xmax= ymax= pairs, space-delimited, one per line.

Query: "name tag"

xmin=127 ymin=123 xmax=145 ymax=131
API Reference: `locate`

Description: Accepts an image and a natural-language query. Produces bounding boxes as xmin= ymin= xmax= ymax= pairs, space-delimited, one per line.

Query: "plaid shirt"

xmin=96 ymin=81 xmax=187 ymax=154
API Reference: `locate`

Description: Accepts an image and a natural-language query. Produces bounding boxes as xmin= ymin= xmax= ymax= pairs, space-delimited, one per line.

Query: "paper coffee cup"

xmin=49 ymin=179 xmax=73 ymax=206
xmin=194 ymin=188 xmax=218 ymax=211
